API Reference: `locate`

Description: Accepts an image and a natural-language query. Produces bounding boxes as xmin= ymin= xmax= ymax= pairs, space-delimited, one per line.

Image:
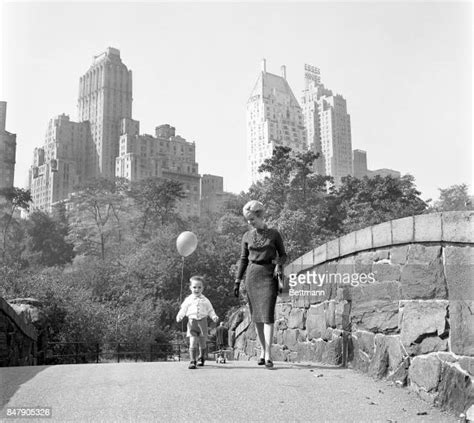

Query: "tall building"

xmin=0 ymin=102 xmax=17 ymax=191
xmin=353 ymin=149 xmax=368 ymax=178
xmin=352 ymin=149 xmax=401 ymax=179
xmin=28 ymin=47 xmax=214 ymax=217
xmin=116 ymin=123 xmax=201 ymax=217
xmin=246 ymin=60 xmax=307 ymax=184
xmin=77 ymin=47 xmax=132 ymax=178
xmin=301 ymin=65 xmax=353 ymax=185
xmin=29 ymin=115 xmax=89 ymax=211
xmin=200 ymin=174 xmax=230 ymax=215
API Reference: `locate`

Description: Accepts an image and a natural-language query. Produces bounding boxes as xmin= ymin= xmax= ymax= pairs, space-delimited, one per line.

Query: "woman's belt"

xmin=250 ymin=260 xmax=274 ymax=265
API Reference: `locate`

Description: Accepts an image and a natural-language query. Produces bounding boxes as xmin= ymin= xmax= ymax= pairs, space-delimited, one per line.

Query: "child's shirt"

xmin=177 ymin=294 xmax=218 ymax=321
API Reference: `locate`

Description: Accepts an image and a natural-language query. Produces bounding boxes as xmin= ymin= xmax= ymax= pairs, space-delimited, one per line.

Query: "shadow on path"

xmin=188 ymin=362 xmax=344 ymax=371
xmin=0 ymin=365 xmax=50 ymax=409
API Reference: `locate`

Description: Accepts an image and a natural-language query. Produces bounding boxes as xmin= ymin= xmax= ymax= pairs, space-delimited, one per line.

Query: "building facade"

xmin=29 ymin=114 xmax=90 ymax=212
xmin=301 ymin=65 xmax=353 ymax=186
xmin=246 ymin=60 xmax=307 ymax=184
xmin=27 ymin=47 xmax=217 ymax=217
xmin=352 ymin=149 xmax=368 ymax=178
xmin=200 ymin=174 xmax=228 ymax=215
xmin=77 ymin=47 xmax=133 ymax=178
xmin=116 ymin=124 xmax=201 ymax=217
xmin=0 ymin=102 xmax=16 ymax=191
xmin=352 ymin=149 xmax=401 ymax=179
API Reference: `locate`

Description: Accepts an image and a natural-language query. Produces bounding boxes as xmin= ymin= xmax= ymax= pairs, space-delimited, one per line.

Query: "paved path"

xmin=0 ymin=361 xmax=456 ymax=422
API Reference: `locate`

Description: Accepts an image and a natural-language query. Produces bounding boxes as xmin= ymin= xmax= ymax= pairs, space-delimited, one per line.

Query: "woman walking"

xmin=234 ymin=200 xmax=287 ymax=368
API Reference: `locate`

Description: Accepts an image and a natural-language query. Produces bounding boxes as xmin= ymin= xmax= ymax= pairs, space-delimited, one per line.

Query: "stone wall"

xmin=231 ymin=211 xmax=474 ymax=417
xmin=0 ymin=297 xmax=38 ymax=366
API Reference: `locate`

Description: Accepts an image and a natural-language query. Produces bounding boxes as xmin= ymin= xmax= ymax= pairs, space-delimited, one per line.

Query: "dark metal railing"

xmin=39 ymin=341 xmax=217 ymax=365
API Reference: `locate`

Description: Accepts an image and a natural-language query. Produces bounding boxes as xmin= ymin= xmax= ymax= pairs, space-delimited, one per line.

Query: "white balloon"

xmin=176 ymin=231 xmax=198 ymax=257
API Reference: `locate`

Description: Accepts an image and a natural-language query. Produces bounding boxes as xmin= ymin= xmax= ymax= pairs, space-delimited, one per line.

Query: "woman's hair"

xmin=190 ymin=275 xmax=205 ymax=286
xmin=242 ymin=200 xmax=265 ymax=219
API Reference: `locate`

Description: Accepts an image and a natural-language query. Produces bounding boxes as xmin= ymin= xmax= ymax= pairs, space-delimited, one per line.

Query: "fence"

xmin=41 ymin=341 xmax=217 ymax=365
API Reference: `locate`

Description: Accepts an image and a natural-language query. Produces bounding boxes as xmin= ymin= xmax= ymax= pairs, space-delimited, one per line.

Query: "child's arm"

xmin=176 ymin=297 xmax=189 ymax=322
xmin=206 ymin=299 xmax=219 ymax=322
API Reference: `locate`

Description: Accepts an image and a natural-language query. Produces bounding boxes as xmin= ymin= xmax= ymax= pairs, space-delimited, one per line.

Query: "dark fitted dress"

xmin=236 ymin=227 xmax=287 ymax=323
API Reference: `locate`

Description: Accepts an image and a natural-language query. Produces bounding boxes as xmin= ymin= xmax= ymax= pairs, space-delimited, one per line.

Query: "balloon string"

xmin=180 ymin=256 xmax=185 ymax=338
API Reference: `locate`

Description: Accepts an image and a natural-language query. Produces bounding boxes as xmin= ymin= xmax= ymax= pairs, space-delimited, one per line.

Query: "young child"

xmin=176 ymin=276 xmax=219 ymax=369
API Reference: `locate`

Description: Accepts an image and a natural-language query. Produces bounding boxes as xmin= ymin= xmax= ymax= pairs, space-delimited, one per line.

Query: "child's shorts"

xmin=187 ymin=317 xmax=208 ymax=340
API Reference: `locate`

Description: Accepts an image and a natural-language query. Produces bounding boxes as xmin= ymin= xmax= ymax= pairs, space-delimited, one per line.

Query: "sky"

xmin=0 ymin=1 xmax=472 ymax=202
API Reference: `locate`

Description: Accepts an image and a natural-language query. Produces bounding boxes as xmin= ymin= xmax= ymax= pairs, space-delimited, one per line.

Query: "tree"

xmin=0 ymin=187 xmax=31 ymax=263
xmin=130 ymin=178 xmax=186 ymax=233
xmin=334 ymin=174 xmax=427 ymax=233
xmin=67 ymin=178 xmax=132 ymax=260
xmin=432 ymin=183 xmax=473 ymax=211
xmin=25 ymin=210 xmax=75 ymax=267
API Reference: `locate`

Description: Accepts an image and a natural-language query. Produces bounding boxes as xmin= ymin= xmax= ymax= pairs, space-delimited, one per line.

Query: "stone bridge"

xmin=230 ymin=211 xmax=474 ymax=418
xmin=0 ymin=298 xmax=37 ymax=367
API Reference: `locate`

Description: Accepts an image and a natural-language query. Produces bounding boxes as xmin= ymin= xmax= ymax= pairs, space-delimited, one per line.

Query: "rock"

xmin=323 ymin=338 xmax=342 ymax=365
xmin=387 ymin=356 xmax=410 ymax=386
xmin=409 ymin=354 xmax=441 ymax=392
xmin=449 ymin=301 xmax=474 ymax=356
xmin=313 ymin=339 xmax=326 ymax=362
xmin=287 ymin=351 xmax=298 ymax=362
xmin=245 ymin=339 xmax=257 ymax=357
xmin=400 ymin=245 xmax=447 ymax=299
xmin=436 ymin=361 xmax=473 ymax=415
xmin=351 ymin=282 xmax=400 ymax=333
xmin=322 ymin=327 xmax=334 ymax=341
xmin=275 ymin=303 xmax=292 ymax=319
xmin=372 ymin=262 xmax=401 ymax=282
xmin=415 ymin=337 xmax=448 ymax=355
xmin=271 ymin=344 xmax=288 ymax=362
xmin=354 ymin=330 xmax=375 ymax=359
xmin=368 ymin=334 xmax=389 ymax=379
xmin=8 ymin=298 xmax=47 ymax=328
xmin=349 ymin=334 xmax=370 ymax=373
xmin=296 ymin=342 xmax=315 ymax=362
xmin=335 ymin=300 xmax=351 ymax=331
xmin=306 ymin=303 xmax=327 ymax=340
xmin=437 ymin=352 xmax=457 ymax=363
xmin=297 ymin=330 xmax=307 ymax=342
xmin=246 ymin=323 xmax=257 ymax=340
xmin=458 ymin=357 xmax=474 ymax=376
xmin=282 ymin=329 xmax=300 ymax=350
xmin=326 ymin=300 xmax=336 ymax=328
xmin=275 ymin=330 xmax=284 ymax=345
xmin=274 ymin=318 xmax=288 ymax=332
xmin=390 ymin=246 xmax=409 ymax=266
xmin=288 ymin=308 xmax=305 ymax=329
xmin=386 ymin=335 xmax=406 ymax=371
xmin=399 ymin=300 xmax=448 ymax=349
xmin=444 ymin=246 xmax=474 ymax=356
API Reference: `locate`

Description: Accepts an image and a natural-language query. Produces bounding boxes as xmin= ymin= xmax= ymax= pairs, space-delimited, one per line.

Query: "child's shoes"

xmin=188 ymin=361 xmax=197 ymax=369
xmin=197 ymin=357 xmax=205 ymax=366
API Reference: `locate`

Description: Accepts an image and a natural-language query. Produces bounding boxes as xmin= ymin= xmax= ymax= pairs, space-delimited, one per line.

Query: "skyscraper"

xmin=77 ymin=47 xmax=132 ymax=178
xmin=353 ymin=149 xmax=368 ymax=178
xmin=301 ymin=65 xmax=353 ymax=185
xmin=28 ymin=48 xmax=217 ymax=217
xmin=0 ymin=102 xmax=16 ymax=191
xmin=246 ymin=60 xmax=307 ymax=184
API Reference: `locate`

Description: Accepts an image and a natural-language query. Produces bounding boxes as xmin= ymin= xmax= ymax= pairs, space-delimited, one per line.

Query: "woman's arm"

xmin=274 ymin=230 xmax=287 ymax=272
xmin=235 ymin=232 xmax=249 ymax=280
